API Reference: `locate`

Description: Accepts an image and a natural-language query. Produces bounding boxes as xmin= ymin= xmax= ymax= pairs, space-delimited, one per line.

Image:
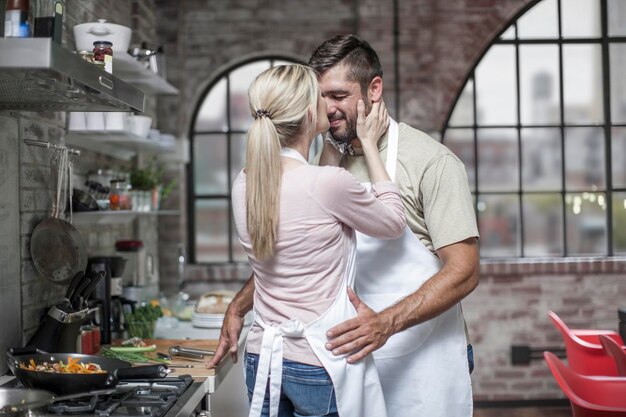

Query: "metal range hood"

xmin=0 ymin=38 xmax=144 ymax=112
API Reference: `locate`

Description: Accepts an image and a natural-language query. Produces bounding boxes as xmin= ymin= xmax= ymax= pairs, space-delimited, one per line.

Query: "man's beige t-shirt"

xmin=341 ymin=122 xmax=478 ymax=253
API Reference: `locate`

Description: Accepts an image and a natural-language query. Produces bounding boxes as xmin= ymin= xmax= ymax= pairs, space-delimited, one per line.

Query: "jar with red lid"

xmin=93 ymin=40 xmax=113 ymax=74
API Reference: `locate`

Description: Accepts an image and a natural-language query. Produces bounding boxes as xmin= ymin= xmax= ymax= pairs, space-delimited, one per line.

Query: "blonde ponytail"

xmin=244 ymin=64 xmax=320 ymax=260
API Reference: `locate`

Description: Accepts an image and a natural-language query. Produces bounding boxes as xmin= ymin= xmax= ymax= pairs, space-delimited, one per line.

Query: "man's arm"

xmin=325 ymin=237 xmax=479 ymax=363
xmin=206 ymin=274 xmax=255 ymax=367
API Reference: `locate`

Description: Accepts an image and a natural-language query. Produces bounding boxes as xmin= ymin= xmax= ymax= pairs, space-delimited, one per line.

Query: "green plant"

xmin=124 ymin=303 xmax=163 ymax=339
xmin=130 ymin=160 xmax=176 ymax=197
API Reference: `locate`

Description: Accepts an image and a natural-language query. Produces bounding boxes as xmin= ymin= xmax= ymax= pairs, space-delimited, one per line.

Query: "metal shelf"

xmin=66 ymin=130 xmax=175 ymax=160
xmin=72 ymin=210 xmax=179 ymax=225
xmin=0 ymin=38 xmax=144 ymax=112
xmin=114 ymin=53 xmax=178 ymax=95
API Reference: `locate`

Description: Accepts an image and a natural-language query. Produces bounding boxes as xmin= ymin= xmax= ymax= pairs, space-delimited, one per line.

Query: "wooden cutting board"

xmin=109 ymin=339 xmax=221 ymax=379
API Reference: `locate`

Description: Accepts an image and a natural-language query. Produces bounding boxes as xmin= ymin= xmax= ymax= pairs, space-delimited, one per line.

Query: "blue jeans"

xmin=245 ymin=352 xmax=338 ymax=417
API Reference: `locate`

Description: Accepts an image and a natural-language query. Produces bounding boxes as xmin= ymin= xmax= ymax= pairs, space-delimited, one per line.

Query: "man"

xmin=209 ymin=35 xmax=479 ymax=417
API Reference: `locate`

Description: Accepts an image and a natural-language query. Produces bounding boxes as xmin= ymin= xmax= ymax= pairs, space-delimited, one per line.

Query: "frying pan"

xmin=6 ymin=348 xmax=168 ymax=396
xmin=30 ymin=149 xmax=87 ymax=285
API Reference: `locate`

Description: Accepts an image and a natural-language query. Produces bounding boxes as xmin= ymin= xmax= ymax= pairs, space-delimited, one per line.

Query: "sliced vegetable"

xmin=109 ymin=344 xmax=157 ymax=353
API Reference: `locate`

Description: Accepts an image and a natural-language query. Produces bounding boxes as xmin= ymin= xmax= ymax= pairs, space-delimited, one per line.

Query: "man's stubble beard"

xmin=329 ymin=116 xmax=357 ymax=144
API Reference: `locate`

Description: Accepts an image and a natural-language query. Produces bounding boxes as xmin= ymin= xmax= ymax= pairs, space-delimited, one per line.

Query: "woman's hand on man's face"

xmin=356 ymin=99 xmax=389 ymax=150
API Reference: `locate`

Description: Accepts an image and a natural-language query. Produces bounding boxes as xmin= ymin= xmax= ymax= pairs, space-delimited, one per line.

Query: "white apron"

xmin=354 ymin=120 xmax=473 ymax=417
xmin=247 ymin=147 xmax=388 ymax=417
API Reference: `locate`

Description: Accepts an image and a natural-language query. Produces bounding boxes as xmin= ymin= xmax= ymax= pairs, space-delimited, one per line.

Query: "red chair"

xmin=549 ymin=311 xmax=624 ymax=376
xmin=544 ymin=351 xmax=626 ymax=417
xmin=599 ymin=334 xmax=626 ymax=377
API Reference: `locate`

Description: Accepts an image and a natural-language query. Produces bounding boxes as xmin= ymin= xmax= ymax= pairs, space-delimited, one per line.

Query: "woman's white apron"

xmin=247 ymin=147 xmax=388 ymax=417
xmin=355 ymin=119 xmax=473 ymax=417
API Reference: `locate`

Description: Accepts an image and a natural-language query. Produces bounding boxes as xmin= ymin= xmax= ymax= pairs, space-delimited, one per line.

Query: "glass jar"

xmin=93 ymin=40 xmax=113 ymax=74
xmin=109 ymin=179 xmax=131 ymax=210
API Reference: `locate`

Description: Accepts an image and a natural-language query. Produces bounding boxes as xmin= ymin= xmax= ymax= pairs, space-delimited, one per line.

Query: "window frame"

xmin=441 ymin=0 xmax=626 ymax=258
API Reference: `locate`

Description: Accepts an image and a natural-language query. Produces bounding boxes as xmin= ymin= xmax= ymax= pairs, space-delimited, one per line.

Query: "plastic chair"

xmin=544 ymin=351 xmax=626 ymax=417
xmin=549 ymin=311 xmax=624 ymax=376
xmin=599 ymin=334 xmax=626 ymax=376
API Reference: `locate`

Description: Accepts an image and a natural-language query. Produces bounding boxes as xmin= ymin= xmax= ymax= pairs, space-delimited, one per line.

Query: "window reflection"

xmin=561 ymin=0 xmax=601 ymax=38
xmin=193 ymin=134 xmax=228 ymax=195
xmin=196 ymin=200 xmax=230 ymax=263
xmin=519 ymin=45 xmax=560 ymax=125
xmin=565 ymin=127 xmax=605 ymax=191
xmin=477 ymin=129 xmax=518 ymax=192
xmin=610 ymin=44 xmax=626 ymax=124
xmin=563 ymin=45 xmax=604 ymax=125
xmin=613 ymin=192 xmax=626 ymax=255
xmin=522 ymin=194 xmax=563 ymax=257
xmin=475 ymin=46 xmax=517 ymax=126
xmin=565 ymin=192 xmax=607 ymax=255
xmin=612 ymin=128 xmax=626 ymax=188
xmin=521 ymin=128 xmax=561 ymax=191
xmin=477 ymin=194 xmax=520 ymax=258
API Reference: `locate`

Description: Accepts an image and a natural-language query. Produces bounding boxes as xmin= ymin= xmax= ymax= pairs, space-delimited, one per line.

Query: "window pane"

xmin=230 ymin=133 xmax=247 ymax=187
xmin=195 ymin=77 xmax=227 ymax=132
xmin=522 ymin=194 xmax=563 ymax=256
xmin=477 ymin=194 xmax=520 ymax=257
xmin=500 ymin=25 xmax=516 ymax=40
xmin=517 ymin=0 xmax=558 ymax=39
xmin=563 ymin=45 xmax=604 ymax=124
xmin=444 ymin=128 xmax=475 ymax=192
xmin=614 ymin=192 xmax=626 ymax=255
xmin=196 ymin=199 xmax=230 ymax=263
xmin=520 ymin=45 xmax=560 ymax=125
xmin=612 ymin=128 xmax=626 ymax=188
xmin=477 ymin=128 xmax=518 ymax=192
xmin=564 ymin=127 xmax=605 ymax=190
xmin=230 ymin=61 xmax=271 ymax=132
xmin=610 ymin=44 xmax=626 ymax=124
xmin=193 ymin=134 xmax=228 ymax=195
xmin=608 ymin=0 xmax=626 ymax=36
xmin=565 ymin=192 xmax=607 ymax=255
xmin=561 ymin=0 xmax=601 ymax=38
xmin=521 ymin=128 xmax=562 ymax=191
xmin=475 ymin=46 xmax=517 ymax=126
xmin=448 ymin=79 xmax=474 ymax=127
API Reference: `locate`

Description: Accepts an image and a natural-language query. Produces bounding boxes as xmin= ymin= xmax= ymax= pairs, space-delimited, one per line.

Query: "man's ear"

xmin=368 ymin=76 xmax=383 ymax=102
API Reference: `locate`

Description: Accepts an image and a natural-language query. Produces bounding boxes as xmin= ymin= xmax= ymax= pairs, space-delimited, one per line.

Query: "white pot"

xmin=128 ymin=115 xmax=152 ymax=138
xmin=73 ymin=19 xmax=132 ymax=54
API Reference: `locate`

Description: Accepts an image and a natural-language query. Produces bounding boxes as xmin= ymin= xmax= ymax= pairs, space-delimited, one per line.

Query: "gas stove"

xmin=2 ymin=376 xmax=193 ymax=417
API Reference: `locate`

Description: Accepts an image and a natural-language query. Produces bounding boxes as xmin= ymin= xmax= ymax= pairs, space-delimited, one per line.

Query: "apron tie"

xmin=249 ymin=318 xmax=305 ymax=417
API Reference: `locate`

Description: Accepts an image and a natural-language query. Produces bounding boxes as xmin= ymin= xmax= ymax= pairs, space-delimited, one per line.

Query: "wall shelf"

xmin=114 ymin=54 xmax=178 ymax=95
xmin=66 ymin=130 xmax=175 ymax=160
xmin=72 ymin=210 xmax=179 ymax=225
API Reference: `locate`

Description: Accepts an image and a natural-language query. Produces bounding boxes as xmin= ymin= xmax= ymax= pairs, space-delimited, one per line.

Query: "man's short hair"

xmin=309 ymin=34 xmax=383 ymax=94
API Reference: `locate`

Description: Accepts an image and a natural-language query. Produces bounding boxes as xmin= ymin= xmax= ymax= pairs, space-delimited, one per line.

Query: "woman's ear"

xmin=368 ymin=76 xmax=383 ymax=102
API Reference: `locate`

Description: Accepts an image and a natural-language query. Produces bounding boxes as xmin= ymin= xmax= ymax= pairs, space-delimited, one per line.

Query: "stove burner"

xmin=48 ymin=397 xmax=98 ymax=415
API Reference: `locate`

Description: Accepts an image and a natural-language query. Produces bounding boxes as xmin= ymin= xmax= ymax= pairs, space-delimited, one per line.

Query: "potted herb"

xmin=130 ymin=161 xmax=176 ymax=211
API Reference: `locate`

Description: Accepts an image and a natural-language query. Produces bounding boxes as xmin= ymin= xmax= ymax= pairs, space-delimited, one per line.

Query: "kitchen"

xmin=1 ymin=0 xmax=626 ymax=416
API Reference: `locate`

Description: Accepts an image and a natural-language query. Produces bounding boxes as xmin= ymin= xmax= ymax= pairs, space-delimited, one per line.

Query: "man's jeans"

xmin=245 ymin=352 xmax=338 ymax=417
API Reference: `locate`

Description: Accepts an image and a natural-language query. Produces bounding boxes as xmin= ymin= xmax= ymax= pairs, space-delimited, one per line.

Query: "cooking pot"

xmin=73 ymin=19 xmax=131 ymax=54
xmin=7 ymin=348 xmax=168 ymax=396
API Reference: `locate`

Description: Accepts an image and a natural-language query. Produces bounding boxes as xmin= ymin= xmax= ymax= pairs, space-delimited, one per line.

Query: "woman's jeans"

xmin=245 ymin=352 xmax=338 ymax=417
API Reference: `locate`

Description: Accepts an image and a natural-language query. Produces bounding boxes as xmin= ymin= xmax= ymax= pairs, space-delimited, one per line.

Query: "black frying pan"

xmin=6 ymin=348 xmax=168 ymax=395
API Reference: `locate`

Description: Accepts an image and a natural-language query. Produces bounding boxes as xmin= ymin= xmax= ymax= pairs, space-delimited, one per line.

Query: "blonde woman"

xmin=230 ymin=64 xmax=405 ymax=417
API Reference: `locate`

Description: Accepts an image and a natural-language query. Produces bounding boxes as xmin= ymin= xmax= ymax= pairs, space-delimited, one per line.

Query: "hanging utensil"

xmin=30 ymin=148 xmax=88 ymax=284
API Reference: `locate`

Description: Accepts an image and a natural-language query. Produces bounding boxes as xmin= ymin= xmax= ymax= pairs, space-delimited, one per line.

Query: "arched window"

xmin=442 ymin=0 xmax=626 ymax=258
xmin=189 ymin=58 xmax=297 ymax=263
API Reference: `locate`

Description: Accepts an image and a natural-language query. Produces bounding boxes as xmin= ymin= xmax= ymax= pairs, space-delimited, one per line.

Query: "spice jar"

xmin=93 ymin=40 xmax=113 ymax=74
xmin=109 ymin=179 xmax=131 ymax=210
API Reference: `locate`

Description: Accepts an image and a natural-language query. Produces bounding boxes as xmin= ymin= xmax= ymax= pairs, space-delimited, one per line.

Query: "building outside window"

xmin=442 ymin=0 xmax=626 ymax=258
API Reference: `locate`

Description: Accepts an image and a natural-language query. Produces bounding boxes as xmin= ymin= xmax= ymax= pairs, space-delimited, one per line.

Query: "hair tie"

xmin=254 ymin=109 xmax=271 ymax=119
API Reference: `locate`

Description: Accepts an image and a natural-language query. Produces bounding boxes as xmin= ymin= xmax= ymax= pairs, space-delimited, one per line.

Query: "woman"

xmin=232 ymin=64 xmax=405 ymax=417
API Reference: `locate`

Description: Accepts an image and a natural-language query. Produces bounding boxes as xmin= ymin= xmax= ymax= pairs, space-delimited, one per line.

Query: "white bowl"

xmin=73 ymin=19 xmax=132 ymax=54
xmin=128 ymin=115 xmax=152 ymax=138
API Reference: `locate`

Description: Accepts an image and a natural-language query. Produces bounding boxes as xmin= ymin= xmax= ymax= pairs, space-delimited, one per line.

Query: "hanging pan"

xmin=30 ymin=149 xmax=87 ymax=285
